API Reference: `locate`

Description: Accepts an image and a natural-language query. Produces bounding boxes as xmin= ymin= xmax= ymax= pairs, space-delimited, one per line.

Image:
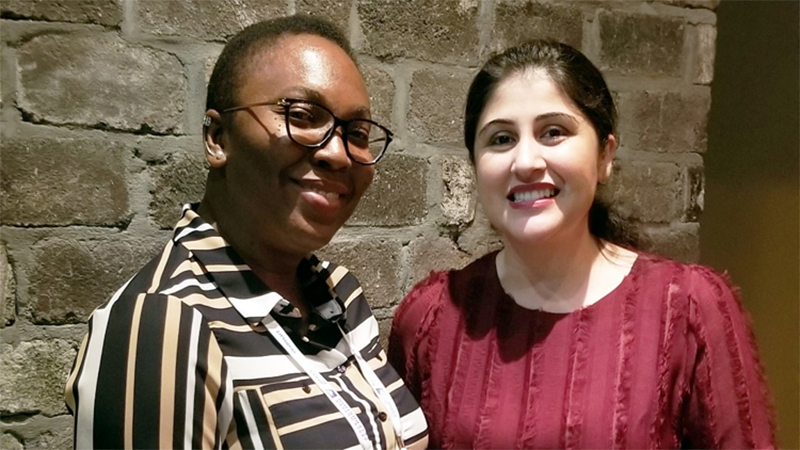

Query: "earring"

xmin=202 ymin=115 xmax=212 ymax=127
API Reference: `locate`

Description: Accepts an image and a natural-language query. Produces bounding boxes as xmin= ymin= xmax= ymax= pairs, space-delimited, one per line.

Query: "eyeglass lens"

xmin=285 ymin=101 xmax=387 ymax=163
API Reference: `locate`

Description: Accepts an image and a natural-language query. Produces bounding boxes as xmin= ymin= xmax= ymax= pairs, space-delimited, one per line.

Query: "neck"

xmin=497 ymin=226 xmax=636 ymax=313
xmin=197 ymin=196 xmax=308 ymax=311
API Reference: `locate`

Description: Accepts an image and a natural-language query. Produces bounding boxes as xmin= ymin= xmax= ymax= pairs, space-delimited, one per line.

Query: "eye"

xmin=488 ymin=132 xmax=516 ymax=147
xmin=346 ymin=121 xmax=372 ymax=147
xmin=540 ymin=126 xmax=568 ymax=143
xmin=286 ymin=103 xmax=328 ymax=128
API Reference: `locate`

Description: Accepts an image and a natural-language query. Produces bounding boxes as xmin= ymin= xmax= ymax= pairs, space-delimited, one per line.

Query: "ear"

xmin=598 ymin=134 xmax=617 ymax=183
xmin=203 ymin=109 xmax=227 ymax=168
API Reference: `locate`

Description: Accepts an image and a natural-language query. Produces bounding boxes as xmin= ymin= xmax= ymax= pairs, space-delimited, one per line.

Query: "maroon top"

xmin=389 ymin=252 xmax=775 ymax=449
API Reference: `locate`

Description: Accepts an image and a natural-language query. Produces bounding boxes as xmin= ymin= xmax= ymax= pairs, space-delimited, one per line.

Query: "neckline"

xmin=489 ymin=250 xmax=642 ymax=316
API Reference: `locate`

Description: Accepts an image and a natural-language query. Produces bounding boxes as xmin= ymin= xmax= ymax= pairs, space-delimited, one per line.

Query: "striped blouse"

xmin=65 ymin=204 xmax=428 ymax=449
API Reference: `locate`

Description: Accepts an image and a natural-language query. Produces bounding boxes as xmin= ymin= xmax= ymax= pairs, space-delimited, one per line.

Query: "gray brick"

xmin=150 ymin=152 xmax=208 ymax=229
xmin=599 ymin=11 xmax=685 ymax=77
xmin=657 ymin=0 xmax=720 ymax=10
xmin=0 ymin=138 xmax=130 ymax=227
xmin=603 ymin=160 xmax=686 ymax=223
xmin=440 ymin=155 xmax=475 ymax=226
xmin=692 ymin=24 xmax=716 ymax=85
xmin=0 ymin=434 xmax=23 ymax=450
xmin=361 ymin=64 xmax=395 ymax=130
xmin=0 ymin=0 xmax=122 ymax=26
xmin=358 ymin=0 xmax=480 ymax=65
xmin=18 ymin=33 xmax=185 ymax=134
xmin=617 ymin=90 xmax=711 ymax=153
xmin=297 ymin=0 xmax=351 ymax=31
xmin=407 ymin=236 xmax=472 ymax=288
xmin=349 ymin=154 xmax=428 ymax=226
xmin=0 ymin=339 xmax=76 ymax=416
xmin=28 ymin=238 xmax=164 ymax=324
xmin=456 ymin=203 xmax=503 ymax=257
xmin=0 ymin=243 xmax=15 ymax=328
xmin=408 ymin=69 xmax=472 ymax=145
xmin=640 ymin=223 xmax=700 ymax=263
xmin=137 ymin=0 xmax=286 ymax=40
xmin=25 ymin=427 xmax=74 ymax=450
xmin=685 ymin=164 xmax=704 ymax=222
xmin=491 ymin=1 xmax=583 ymax=52
xmin=317 ymin=239 xmax=402 ymax=309
xmin=377 ymin=316 xmax=392 ymax=353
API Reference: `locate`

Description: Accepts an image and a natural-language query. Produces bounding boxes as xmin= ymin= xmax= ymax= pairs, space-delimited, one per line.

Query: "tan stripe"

xmin=174 ymin=212 xmax=194 ymax=229
xmin=181 ymin=294 xmax=231 ymax=309
xmin=327 ymin=265 xmax=348 ymax=286
xmin=147 ymin=240 xmax=174 ymax=294
xmin=159 ymin=300 xmax=180 ymax=448
xmin=277 ymin=409 xmax=362 ymax=436
xmin=226 ymin=424 xmax=243 ymax=450
xmin=172 ymin=258 xmax=206 ymax=277
xmin=125 ymin=295 xmax=147 ymax=449
xmin=207 ymin=321 xmax=255 ymax=332
xmin=257 ymin=393 xmax=285 ymax=450
xmin=181 ymin=236 xmax=228 ymax=251
xmin=64 ymin=333 xmax=89 ymax=411
xmin=385 ymin=377 xmax=404 ymax=393
xmin=203 ymin=263 xmax=251 ymax=272
xmin=263 ymin=384 xmax=325 ymax=405
xmin=343 ymin=286 xmax=363 ymax=307
xmin=341 ymin=365 xmax=397 ymax=448
xmin=202 ymin=334 xmax=224 ymax=450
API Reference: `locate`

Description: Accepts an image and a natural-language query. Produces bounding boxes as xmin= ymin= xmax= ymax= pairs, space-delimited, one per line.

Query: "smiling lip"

xmin=507 ymin=183 xmax=559 ymax=208
xmin=294 ymin=178 xmax=349 ymax=207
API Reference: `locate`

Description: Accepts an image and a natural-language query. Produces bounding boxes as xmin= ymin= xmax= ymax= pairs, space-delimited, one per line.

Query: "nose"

xmin=312 ymin=126 xmax=352 ymax=171
xmin=511 ymin=136 xmax=546 ymax=181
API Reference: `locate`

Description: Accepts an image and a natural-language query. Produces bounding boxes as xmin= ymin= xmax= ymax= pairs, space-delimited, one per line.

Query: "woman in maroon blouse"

xmin=389 ymin=40 xmax=775 ymax=449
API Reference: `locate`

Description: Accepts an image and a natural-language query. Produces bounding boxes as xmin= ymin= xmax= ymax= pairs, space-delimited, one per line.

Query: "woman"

xmin=389 ymin=40 xmax=774 ymax=449
xmin=65 ymin=16 xmax=427 ymax=449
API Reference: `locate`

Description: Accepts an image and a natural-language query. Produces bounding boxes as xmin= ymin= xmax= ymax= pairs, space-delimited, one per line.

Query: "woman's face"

xmin=472 ymin=70 xmax=615 ymax=247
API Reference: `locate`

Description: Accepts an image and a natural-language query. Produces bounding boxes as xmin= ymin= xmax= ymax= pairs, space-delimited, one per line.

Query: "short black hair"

xmin=206 ymin=15 xmax=354 ymax=112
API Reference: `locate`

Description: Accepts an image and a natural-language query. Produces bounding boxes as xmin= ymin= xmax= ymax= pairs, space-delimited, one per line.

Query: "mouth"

xmin=307 ymin=185 xmax=342 ymax=199
xmin=508 ymin=187 xmax=559 ymax=203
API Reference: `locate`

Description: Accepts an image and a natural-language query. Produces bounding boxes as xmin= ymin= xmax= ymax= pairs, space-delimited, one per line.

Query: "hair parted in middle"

xmin=464 ymin=39 xmax=640 ymax=249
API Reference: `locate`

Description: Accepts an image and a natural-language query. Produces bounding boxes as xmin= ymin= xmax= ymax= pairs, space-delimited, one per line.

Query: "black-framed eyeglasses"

xmin=221 ymin=98 xmax=393 ymax=165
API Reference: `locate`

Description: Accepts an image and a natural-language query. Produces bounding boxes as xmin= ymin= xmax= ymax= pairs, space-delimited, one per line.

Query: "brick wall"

xmin=0 ymin=0 xmax=717 ymax=447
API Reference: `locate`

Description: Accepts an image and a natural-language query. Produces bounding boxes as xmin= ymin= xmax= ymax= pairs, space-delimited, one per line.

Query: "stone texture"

xmin=491 ymin=1 xmax=583 ymax=52
xmin=456 ymin=203 xmax=504 ymax=257
xmin=297 ymin=0 xmax=351 ymax=31
xmin=349 ymin=154 xmax=428 ymax=226
xmin=317 ymin=239 xmax=403 ymax=309
xmin=0 ymin=243 xmax=15 ymax=328
xmin=358 ymin=0 xmax=480 ymax=65
xmin=0 ymin=434 xmax=23 ymax=450
xmin=616 ymin=90 xmax=711 ymax=153
xmin=23 ymin=427 xmax=73 ymax=450
xmin=0 ymin=339 xmax=76 ymax=416
xmin=0 ymin=0 xmax=122 ymax=26
xmin=28 ymin=238 xmax=164 ymax=324
xmin=361 ymin=64 xmax=395 ymax=130
xmin=603 ymin=160 xmax=686 ymax=224
xmin=692 ymin=24 xmax=717 ymax=85
xmin=150 ymin=152 xmax=208 ymax=229
xmin=18 ymin=33 xmax=185 ymax=134
xmin=407 ymin=236 xmax=472 ymax=288
xmin=640 ymin=223 xmax=700 ymax=263
xmin=0 ymin=138 xmax=130 ymax=227
xmin=599 ymin=11 xmax=685 ymax=77
xmin=657 ymin=0 xmax=720 ymax=10
xmin=408 ymin=69 xmax=472 ymax=145
xmin=377 ymin=316 xmax=392 ymax=353
xmin=685 ymin=164 xmax=704 ymax=222
xmin=137 ymin=0 xmax=286 ymax=40
xmin=440 ymin=155 xmax=475 ymax=226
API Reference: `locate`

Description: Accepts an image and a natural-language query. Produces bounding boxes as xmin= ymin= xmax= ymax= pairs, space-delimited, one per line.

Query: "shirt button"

xmin=378 ymin=412 xmax=388 ymax=422
xmin=302 ymin=385 xmax=311 ymax=394
xmin=337 ymin=364 xmax=347 ymax=373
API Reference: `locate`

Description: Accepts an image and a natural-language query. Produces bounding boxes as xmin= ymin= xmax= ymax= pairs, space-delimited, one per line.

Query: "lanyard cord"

xmin=263 ymin=316 xmax=404 ymax=450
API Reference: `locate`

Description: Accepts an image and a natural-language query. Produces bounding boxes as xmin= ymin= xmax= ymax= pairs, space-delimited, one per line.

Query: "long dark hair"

xmin=464 ymin=40 xmax=639 ymax=249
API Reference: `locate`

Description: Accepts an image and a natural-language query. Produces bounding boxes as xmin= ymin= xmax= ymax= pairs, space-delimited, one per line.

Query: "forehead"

xmin=237 ymin=34 xmax=369 ymax=111
xmin=482 ymin=70 xmax=580 ymax=119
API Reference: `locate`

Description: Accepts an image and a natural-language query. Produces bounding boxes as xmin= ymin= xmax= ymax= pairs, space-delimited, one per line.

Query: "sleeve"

xmin=64 ymin=293 xmax=234 ymax=449
xmin=388 ymin=271 xmax=447 ymax=402
xmin=683 ymin=266 xmax=776 ymax=449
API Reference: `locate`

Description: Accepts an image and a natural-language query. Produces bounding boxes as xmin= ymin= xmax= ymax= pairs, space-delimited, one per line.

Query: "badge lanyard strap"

xmin=263 ymin=316 xmax=404 ymax=450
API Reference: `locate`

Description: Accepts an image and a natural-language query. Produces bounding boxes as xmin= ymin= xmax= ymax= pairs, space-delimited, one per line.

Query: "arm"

xmin=683 ymin=266 xmax=776 ymax=449
xmin=65 ymin=293 xmax=233 ymax=449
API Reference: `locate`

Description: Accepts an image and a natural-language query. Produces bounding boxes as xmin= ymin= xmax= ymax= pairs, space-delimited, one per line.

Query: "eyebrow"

xmin=284 ymin=86 xmax=371 ymax=119
xmin=477 ymin=111 xmax=580 ymax=137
